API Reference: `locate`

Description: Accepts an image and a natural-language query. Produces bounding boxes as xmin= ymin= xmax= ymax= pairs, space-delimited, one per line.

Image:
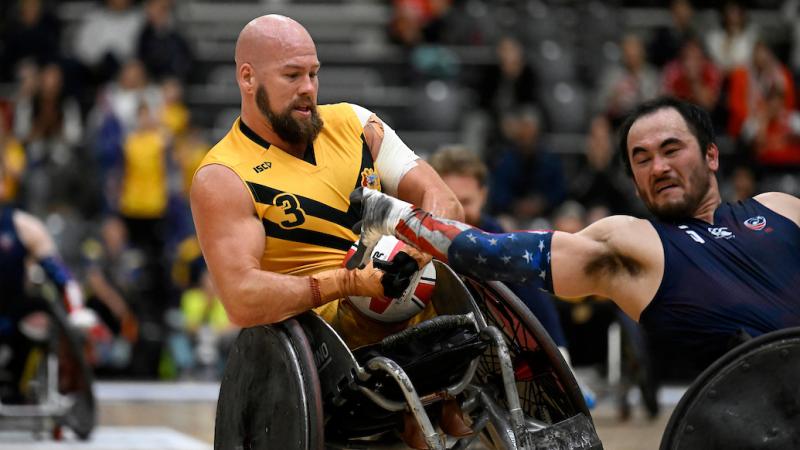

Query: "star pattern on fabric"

xmin=523 ymin=250 xmax=533 ymax=263
xmin=451 ymin=229 xmax=553 ymax=287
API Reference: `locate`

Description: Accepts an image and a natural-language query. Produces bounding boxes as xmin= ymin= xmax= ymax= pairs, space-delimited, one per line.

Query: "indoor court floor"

xmin=0 ymin=379 xmax=684 ymax=449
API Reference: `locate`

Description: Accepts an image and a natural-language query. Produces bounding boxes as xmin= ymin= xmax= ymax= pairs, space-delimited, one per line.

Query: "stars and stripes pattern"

xmin=395 ymin=208 xmax=472 ymax=261
xmin=448 ymin=229 xmax=554 ymax=293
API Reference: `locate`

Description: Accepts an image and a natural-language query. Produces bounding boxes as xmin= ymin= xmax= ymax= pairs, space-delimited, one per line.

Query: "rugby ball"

xmin=342 ymin=236 xmax=436 ymax=323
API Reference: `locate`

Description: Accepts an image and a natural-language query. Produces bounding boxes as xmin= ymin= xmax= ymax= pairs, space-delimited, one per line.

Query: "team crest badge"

xmin=744 ymin=216 xmax=766 ymax=231
xmin=360 ymin=168 xmax=381 ymax=191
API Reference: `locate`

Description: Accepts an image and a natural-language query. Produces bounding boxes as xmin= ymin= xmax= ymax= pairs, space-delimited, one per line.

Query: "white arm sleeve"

xmin=349 ymin=104 xmax=419 ymax=196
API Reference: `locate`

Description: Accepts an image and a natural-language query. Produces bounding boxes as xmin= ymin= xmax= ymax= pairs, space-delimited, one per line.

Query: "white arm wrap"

xmin=350 ymin=104 xmax=419 ymax=196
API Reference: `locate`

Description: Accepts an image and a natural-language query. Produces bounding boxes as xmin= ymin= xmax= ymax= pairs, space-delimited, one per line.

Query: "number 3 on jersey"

xmin=273 ymin=193 xmax=306 ymax=228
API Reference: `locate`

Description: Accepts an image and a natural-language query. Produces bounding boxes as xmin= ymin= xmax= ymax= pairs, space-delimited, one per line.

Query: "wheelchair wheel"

xmin=660 ymin=327 xmax=800 ymax=450
xmin=214 ymin=319 xmax=323 ymax=450
xmin=465 ymin=278 xmax=589 ymax=424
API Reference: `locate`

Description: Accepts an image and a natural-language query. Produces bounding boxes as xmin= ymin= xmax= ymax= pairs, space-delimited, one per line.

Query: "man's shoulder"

xmin=318 ymin=103 xmax=367 ymax=140
xmin=753 ymin=192 xmax=800 ymax=228
xmin=584 ymin=215 xmax=660 ymax=251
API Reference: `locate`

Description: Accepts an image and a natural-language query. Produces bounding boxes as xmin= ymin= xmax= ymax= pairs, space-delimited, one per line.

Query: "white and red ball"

xmin=342 ymin=236 xmax=436 ymax=323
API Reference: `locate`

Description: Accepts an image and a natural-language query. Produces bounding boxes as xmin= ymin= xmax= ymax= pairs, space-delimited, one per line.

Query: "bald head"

xmin=235 ymin=15 xmax=322 ymax=154
xmin=235 ymin=15 xmax=315 ymax=69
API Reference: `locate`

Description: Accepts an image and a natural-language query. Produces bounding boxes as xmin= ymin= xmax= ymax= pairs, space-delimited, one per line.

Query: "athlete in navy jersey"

xmin=0 ymin=206 xmax=28 ymax=302
xmin=350 ymin=97 xmax=800 ymax=369
xmin=0 ymin=161 xmax=94 ymax=333
xmin=641 ymin=197 xmax=800 ymax=367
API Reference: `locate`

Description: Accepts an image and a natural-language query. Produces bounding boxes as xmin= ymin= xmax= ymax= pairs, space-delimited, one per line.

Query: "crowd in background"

xmin=0 ymin=0 xmax=799 ymax=382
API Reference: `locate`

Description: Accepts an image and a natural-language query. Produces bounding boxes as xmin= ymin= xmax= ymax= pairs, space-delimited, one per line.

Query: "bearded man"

xmin=190 ymin=15 xmax=462 ymax=348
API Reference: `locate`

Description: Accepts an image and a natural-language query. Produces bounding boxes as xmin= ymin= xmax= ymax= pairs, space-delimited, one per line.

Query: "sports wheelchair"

xmin=215 ymin=261 xmax=602 ymax=449
xmin=660 ymin=326 xmax=800 ymax=450
xmin=0 ymin=294 xmax=96 ymax=440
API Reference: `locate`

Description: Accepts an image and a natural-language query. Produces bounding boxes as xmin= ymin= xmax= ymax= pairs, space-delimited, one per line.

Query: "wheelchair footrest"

xmin=525 ymin=413 xmax=603 ymax=450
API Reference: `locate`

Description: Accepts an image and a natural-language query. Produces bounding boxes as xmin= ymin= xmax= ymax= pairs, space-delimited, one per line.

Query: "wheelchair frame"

xmin=0 ymin=296 xmax=96 ymax=440
xmin=215 ymin=261 xmax=601 ymax=449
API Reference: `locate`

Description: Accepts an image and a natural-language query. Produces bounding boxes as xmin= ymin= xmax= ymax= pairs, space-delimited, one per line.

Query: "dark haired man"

xmin=351 ymin=97 xmax=800 ymax=369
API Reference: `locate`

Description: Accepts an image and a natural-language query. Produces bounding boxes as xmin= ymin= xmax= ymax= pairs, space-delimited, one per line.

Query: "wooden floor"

xmin=1 ymin=381 xmax=678 ymax=449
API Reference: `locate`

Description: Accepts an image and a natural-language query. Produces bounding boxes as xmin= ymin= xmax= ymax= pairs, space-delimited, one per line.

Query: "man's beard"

xmin=256 ymin=85 xmax=323 ymax=146
xmin=641 ymin=164 xmax=711 ymax=222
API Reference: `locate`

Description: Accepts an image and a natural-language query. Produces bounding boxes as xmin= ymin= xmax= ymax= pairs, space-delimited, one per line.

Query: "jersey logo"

xmin=253 ymin=161 xmax=272 ymax=173
xmin=360 ymin=168 xmax=381 ymax=191
xmin=678 ymin=225 xmax=705 ymax=243
xmin=708 ymin=227 xmax=735 ymax=239
xmin=744 ymin=216 xmax=767 ymax=231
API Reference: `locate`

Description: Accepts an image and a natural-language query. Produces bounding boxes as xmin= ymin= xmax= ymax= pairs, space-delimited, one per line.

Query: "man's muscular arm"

xmin=552 ymin=216 xmax=663 ymax=320
xmin=397 ymin=159 xmax=463 ymax=221
xmin=191 ymin=165 xmax=385 ymax=327
xmin=362 ymin=114 xmax=463 ymax=221
xmin=352 ymin=188 xmax=662 ymax=320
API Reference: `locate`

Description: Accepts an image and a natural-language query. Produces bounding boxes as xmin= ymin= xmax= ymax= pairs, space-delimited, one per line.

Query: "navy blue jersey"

xmin=0 ymin=206 xmax=27 ymax=300
xmin=640 ymin=198 xmax=800 ymax=367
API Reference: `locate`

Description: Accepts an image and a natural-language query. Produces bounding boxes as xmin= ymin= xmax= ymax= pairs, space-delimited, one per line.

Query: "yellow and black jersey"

xmin=198 ymin=103 xmax=435 ymax=348
xmin=198 ymin=103 xmax=381 ymax=276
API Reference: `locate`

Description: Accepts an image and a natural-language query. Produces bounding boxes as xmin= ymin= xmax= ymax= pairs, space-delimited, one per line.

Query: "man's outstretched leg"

xmin=350 ymin=188 xmax=554 ymax=292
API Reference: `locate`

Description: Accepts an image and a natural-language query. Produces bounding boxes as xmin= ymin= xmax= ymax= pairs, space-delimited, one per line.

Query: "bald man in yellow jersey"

xmin=190 ymin=15 xmax=462 ymax=349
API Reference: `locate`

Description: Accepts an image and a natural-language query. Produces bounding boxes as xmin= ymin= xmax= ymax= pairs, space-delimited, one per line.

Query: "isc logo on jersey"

xmin=342 ymin=236 xmax=436 ymax=323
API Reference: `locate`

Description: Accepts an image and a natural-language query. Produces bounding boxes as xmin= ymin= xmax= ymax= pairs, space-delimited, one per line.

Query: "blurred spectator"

xmin=173 ymin=126 xmax=208 ymax=200
xmin=477 ymin=36 xmax=539 ymax=143
xmin=784 ymin=0 xmax=800 ymax=78
xmin=13 ymin=62 xmax=84 ymax=216
xmin=661 ymin=35 xmax=723 ymax=112
xmin=73 ymin=0 xmax=144 ymax=85
xmin=571 ymin=115 xmax=635 ymax=215
xmin=105 ymin=102 xmax=175 ymax=377
xmin=741 ymin=85 xmax=800 ymax=168
xmin=648 ymin=0 xmax=697 ymax=68
xmin=428 ymin=145 xmax=568 ymax=349
xmin=596 ymin=34 xmax=660 ymax=127
xmin=0 ymin=0 xmax=61 ymax=81
xmin=92 ymin=59 xmax=163 ymax=134
xmin=159 ymin=77 xmax=189 ymax=137
xmin=166 ymin=237 xmax=236 ymax=379
xmin=0 ymin=106 xmax=25 ymax=203
xmin=118 ymin=103 xmax=171 ymax=245
xmin=137 ymin=0 xmax=193 ymax=82
xmin=389 ymin=0 xmax=453 ymax=47
xmin=727 ymin=41 xmax=796 ymax=137
xmin=721 ymin=165 xmax=757 ymax=202
xmin=14 ymin=63 xmax=82 ymax=147
xmin=488 ymin=106 xmax=566 ymax=227
xmin=90 ymin=59 xmax=162 ymax=202
xmin=81 ymin=215 xmax=142 ymax=372
xmin=704 ymin=1 xmax=758 ymax=74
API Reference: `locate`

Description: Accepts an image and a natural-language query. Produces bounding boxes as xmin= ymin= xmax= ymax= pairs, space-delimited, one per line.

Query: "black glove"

xmin=374 ymin=251 xmax=420 ymax=298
